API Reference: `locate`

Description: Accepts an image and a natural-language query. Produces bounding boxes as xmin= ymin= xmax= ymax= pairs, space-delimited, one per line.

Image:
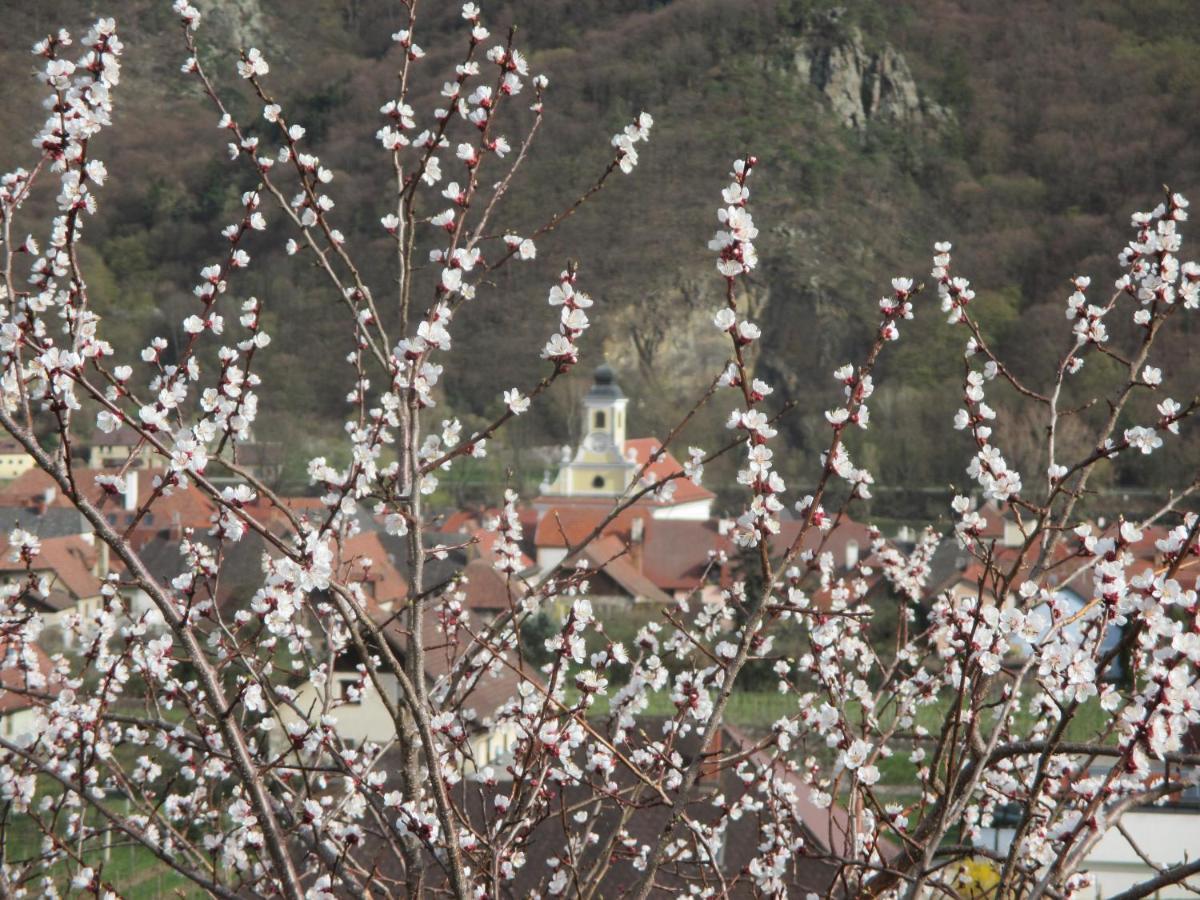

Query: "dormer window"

xmin=594 ymin=410 xmax=606 ymax=429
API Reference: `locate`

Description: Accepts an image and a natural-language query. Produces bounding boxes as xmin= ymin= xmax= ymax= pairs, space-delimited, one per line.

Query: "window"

xmin=594 ymin=410 xmax=606 ymax=429
xmin=592 ymin=476 xmax=606 ymax=489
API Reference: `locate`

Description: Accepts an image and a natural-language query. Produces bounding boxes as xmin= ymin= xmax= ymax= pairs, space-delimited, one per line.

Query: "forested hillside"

xmin=2 ymin=0 xmax=1197 ymax=517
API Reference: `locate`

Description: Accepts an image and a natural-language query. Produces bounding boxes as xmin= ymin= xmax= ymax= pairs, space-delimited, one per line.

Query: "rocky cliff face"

xmin=784 ymin=12 xmax=950 ymax=131
xmin=204 ymin=0 xmax=269 ymax=49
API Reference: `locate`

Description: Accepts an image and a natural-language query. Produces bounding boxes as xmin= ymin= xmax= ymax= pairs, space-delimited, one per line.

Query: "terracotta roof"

xmin=441 ymin=508 xmax=486 ymax=534
xmin=623 ymin=438 xmax=716 ymax=505
xmin=975 ymin=500 xmax=1011 ymax=539
xmin=533 ymin=504 xmax=649 ymax=549
xmin=341 ymin=531 xmax=409 ymax=607
xmin=0 ymin=438 xmax=29 ymax=456
xmin=0 ymin=638 xmax=53 ymax=715
xmin=458 ymin=558 xmax=523 ymax=612
xmin=1102 ymin=522 xmax=1171 ymax=565
xmin=0 ymin=467 xmax=75 ymax=508
xmin=0 ymin=467 xmax=217 ymax=544
xmin=469 ymin=527 xmax=535 ymax=572
xmin=771 ymin=518 xmax=875 ymax=570
xmin=575 ymin=534 xmax=672 ymax=604
xmin=641 ymin=519 xmax=731 ymax=590
xmin=0 ymin=534 xmax=102 ymax=603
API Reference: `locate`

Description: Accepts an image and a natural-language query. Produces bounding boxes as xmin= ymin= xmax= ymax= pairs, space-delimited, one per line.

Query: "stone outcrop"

xmin=206 ymin=0 xmax=269 ymax=49
xmin=785 ymin=10 xmax=950 ymax=131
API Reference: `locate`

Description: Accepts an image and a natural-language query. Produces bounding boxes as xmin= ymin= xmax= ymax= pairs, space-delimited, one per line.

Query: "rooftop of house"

xmin=0 ymin=638 xmax=53 ymax=716
xmin=90 ymin=426 xmax=145 ymax=449
xmin=0 ymin=437 xmax=30 ymax=456
xmin=0 ymin=505 xmax=89 ymax=539
xmin=0 ymin=467 xmax=218 ymax=544
xmin=0 ymin=533 xmax=103 ymax=605
xmin=377 ymin=717 xmax=850 ymax=896
xmin=456 ymin=557 xmax=525 ymax=613
xmin=569 ymin=533 xmax=673 ymax=604
xmin=623 ymin=437 xmax=716 ymax=505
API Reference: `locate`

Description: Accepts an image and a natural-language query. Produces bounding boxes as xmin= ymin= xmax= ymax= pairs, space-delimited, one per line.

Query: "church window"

xmin=592 ymin=475 xmax=606 ymax=489
xmin=594 ymin=410 xmax=606 ymax=429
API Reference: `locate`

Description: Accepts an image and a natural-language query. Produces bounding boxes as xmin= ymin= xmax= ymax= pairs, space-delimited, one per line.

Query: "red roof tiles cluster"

xmin=0 ymin=534 xmax=103 ymax=611
xmin=623 ymin=438 xmax=716 ymax=505
xmin=0 ymin=466 xmax=217 ymax=548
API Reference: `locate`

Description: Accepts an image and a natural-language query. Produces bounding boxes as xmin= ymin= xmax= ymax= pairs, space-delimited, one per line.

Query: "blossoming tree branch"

xmin=1 ymin=2 xmax=1199 ymax=898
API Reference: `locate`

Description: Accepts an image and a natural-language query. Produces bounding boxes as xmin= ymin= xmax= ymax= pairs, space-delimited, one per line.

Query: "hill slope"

xmin=1 ymin=0 xmax=1196 ymax=514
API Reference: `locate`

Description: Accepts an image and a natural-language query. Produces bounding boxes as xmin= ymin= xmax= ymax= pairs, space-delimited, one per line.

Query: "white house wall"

xmin=649 ymin=499 xmax=712 ymax=521
xmin=980 ymin=808 xmax=1200 ymax=899
xmin=276 ymin=675 xmax=519 ymax=772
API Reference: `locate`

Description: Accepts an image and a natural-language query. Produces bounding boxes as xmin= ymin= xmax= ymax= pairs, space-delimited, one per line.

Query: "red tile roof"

xmin=575 ymin=535 xmax=672 ymax=604
xmin=340 ymin=531 xmax=409 ymax=607
xmin=640 ymin=519 xmax=731 ymax=590
xmin=470 ymin=527 xmax=535 ymax=572
xmin=0 ymin=638 xmax=53 ymax=715
xmin=771 ymin=517 xmax=875 ymax=569
xmin=0 ymin=534 xmax=102 ymax=603
xmin=533 ymin=504 xmax=650 ymax=549
xmin=458 ymin=559 xmax=524 ymax=612
xmin=0 ymin=467 xmax=217 ymax=543
xmin=623 ymin=438 xmax=715 ymax=505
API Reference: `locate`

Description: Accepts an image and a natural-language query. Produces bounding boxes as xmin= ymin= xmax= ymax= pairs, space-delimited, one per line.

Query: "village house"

xmin=0 ymin=437 xmax=35 ymax=482
xmin=0 ymin=638 xmax=54 ymax=741
xmin=0 ymin=532 xmax=106 ymax=633
xmin=524 ymin=364 xmax=874 ymax=609
xmin=980 ymin=763 xmax=1200 ymax=900
xmin=0 ymin=466 xmax=217 ymax=550
xmin=536 ymin=363 xmax=715 ymax=520
xmin=86 ymin=426 xmax=156 ymax=470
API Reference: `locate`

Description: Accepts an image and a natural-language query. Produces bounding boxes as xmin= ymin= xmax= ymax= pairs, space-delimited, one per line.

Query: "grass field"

xmin=2 ymin=802 xmax=200 ymax=898
xmin=567 ymin=683 xmax=1113 ymax=793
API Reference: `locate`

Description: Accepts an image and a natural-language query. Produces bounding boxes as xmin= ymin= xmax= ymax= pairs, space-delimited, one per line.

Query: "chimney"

xmin=98 ymin=541 xmax=109 ymax=579
xmin=699 ymin=727 xmax=723 ymax=784
xmin=123 ymin=471 xmax=138 ymax=512
xmin=845 ymin=539 xmax=859 ymax=571
xmin=629 ymin=517 xmax=645 ymax=570
xmin=31 ymin=485 xmax=53 ymax=515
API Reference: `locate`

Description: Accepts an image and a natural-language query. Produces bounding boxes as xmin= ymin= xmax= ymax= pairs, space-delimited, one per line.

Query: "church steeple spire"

xmin=581 ymin=363 xmax=628 ymax=457
xmin=540 ymin=362 xmax=635 ymax=497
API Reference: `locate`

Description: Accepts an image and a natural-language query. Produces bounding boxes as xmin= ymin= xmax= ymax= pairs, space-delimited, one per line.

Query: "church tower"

xmin=540 ymin=364 xmax=636 ymax=497
xmin=581 ymin=363 xmax=627 ymax=462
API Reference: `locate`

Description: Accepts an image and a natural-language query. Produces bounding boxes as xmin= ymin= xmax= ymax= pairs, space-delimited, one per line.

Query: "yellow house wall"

xmin=0 ymin=453 xmax=34 ymax=480
xmin=1 ymin=706 xmax=41 ymax=741
xmin=88 ymin=445 xmax=154 ymax=469
xmin=567 ymin=464 xmax=629 ymax=494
